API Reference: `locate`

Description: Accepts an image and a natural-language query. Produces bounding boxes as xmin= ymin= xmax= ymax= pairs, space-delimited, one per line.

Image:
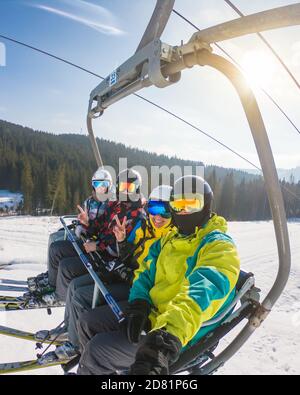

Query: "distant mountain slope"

xmin=1 ymin=119 xmax=298 ymax=220
xmin=243 ymin=167 xmax=300 ymax=183
xmin=0 ymin=118 xmax=257 ymax=193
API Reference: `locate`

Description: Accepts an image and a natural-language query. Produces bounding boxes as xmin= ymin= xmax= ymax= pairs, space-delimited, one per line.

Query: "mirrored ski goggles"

xmin=118 ymin=182 xmax=137 ymax=194
xmin=92 ymin=180 xmax=111 ymax=189
xmin=147 ymin=200 xmax=172 ymax=219
xmin=170 ymin=194 xmax=204 ymax=213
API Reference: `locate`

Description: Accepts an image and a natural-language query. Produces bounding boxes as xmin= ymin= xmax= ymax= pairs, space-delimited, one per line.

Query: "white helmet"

xmin=149 ymin=185 xmax=172 ymax=201
xmin=92 ymin=168 xmax=113 ymax=185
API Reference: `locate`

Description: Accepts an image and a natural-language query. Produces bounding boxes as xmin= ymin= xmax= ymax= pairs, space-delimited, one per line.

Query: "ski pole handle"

xmin=60 ymin=217 xmax=125 ymax=323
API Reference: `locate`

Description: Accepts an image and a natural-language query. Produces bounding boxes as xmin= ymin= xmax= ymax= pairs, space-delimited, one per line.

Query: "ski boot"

xmin=37 ymin=342 xmax=79 ymax=368
xmin=54 ymin=342 xmax=79 ymax=361
xmin=27 ymin=292 xmax=64 ymax=309
xmin=35 ymin=324 xmax=69 ymax=343
xmin=37 ymin=342 xmax=77 ymax=364
xmin=27 ymin=272 xmax=54 ymax=294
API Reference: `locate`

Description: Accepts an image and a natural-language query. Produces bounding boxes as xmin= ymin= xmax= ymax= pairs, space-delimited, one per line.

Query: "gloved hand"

xmin=125 ymin=299 xmax=151 ymax=344
xmin=98 ymin=269 xmax=120 ymax=285
xmin=115 ymin=265 xmax=134 ymax=283
xmin=130 ymin=329 xmax=182 ymax=375
xmin=98 ymin=262 xmax=134 ymax=285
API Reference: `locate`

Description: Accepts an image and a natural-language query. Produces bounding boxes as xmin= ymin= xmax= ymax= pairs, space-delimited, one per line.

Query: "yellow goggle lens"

xmin=119 ymin=182 xmax=136 ymax=193
xmin=170 ymin=196 xmax=204 ymax=213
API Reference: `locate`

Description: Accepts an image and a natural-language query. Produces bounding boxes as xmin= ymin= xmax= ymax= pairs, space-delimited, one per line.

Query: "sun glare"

xmin=240 ymin=50 xmax=278 ymax=88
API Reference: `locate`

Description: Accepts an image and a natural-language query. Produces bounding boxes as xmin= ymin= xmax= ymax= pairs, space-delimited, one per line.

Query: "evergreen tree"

xmin=206 ymin=168 xmax=221 ymax=212
xmin=219 ymin=172 xmax=235 ymax=220
xmin=21 ymin=158 xmax=34 ymax=214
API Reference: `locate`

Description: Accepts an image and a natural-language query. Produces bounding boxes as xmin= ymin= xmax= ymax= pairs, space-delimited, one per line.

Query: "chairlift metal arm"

xmin=189 ymin=3 xmax=300 ymax=45
xmin=87 ymin=116 xmax=103 ymax=167
xmin=136 ymin=0 xmax=175 ymax=53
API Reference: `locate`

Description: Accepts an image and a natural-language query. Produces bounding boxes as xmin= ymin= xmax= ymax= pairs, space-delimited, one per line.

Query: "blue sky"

xmin=0 ymin=0 xmax=300 ymax=169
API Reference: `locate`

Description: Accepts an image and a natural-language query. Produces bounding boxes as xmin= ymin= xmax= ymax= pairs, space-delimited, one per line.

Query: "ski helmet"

xmin=149 ymin=185 xmax=173 ymax=201
xmin=116 ymin=168 xmax=142 ymax=202
xmin=92 ymin=167 xmax=113 ymax=201
xmin=147 ymin=185 xmax=173 ymax=219
xmin=92 ymin=168 xmax=113 ymax=185
xmin=170 ymin=175 xmax=213 ymax=235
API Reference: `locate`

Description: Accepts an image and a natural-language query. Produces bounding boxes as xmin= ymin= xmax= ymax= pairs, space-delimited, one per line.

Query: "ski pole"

xmin=80 ymin=235 xmax=101 ymax=308
xmin=60 ymin=216 xmax=125 ymax=323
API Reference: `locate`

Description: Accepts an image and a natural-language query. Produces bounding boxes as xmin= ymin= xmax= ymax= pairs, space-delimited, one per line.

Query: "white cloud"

xmin=34 ymin=1 xmax=125 ymax=36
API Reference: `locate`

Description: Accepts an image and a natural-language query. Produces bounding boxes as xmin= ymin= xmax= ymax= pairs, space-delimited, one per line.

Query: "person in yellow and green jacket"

xmin=76 ymin=176 xmax=240 ymax=376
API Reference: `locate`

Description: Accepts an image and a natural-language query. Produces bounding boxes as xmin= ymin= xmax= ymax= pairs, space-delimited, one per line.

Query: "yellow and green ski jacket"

xmin=129 ymin=214 xmax=240 ymax=348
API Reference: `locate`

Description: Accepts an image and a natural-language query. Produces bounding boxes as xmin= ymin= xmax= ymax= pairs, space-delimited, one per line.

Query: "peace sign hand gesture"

xmin=77 ymin=205 xmax=89 ymax=226
xmin=113 ymin=216 xmax=127 ymax=242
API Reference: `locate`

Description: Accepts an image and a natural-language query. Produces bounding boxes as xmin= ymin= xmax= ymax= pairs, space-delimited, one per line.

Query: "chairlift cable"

xmin=0 ymin=34 xmax=104 ymax=80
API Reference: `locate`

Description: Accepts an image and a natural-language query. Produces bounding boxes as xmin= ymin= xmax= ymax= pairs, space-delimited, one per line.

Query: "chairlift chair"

xmin=85 ymin=0 xmax=298 ymax=373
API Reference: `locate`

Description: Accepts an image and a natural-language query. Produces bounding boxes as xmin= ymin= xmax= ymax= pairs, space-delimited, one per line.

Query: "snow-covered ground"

xmin=0 ymin=216 xmax=299 ymax=375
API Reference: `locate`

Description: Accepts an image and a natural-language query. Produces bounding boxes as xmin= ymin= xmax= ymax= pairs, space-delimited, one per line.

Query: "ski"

xmin=0 ymin=303 xmax=65 ymax=312
xmin=0 ymin=354 xmax=77 ymax=374
xmin=0 ymin=325 xmax=63 ymax=346
xmin=0 ymin=285 xmax=29 ymax=293
xmin=0 ymin=295 xmax=65 ymax=311
xmin=0 ymin=295 xmax=24 ymax=303
xmin=0 ymin=279 xmax=28 ymax=286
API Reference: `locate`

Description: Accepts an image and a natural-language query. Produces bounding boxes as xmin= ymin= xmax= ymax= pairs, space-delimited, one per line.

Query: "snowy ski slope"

xmin=0 ymin=216 xmax=299 ymax=375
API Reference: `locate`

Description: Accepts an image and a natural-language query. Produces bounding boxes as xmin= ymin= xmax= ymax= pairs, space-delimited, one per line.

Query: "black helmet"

xmin=170 ymin=175 xmax=213 ymax=235
xmin=116 ymin=168 xmax=142 ymax=202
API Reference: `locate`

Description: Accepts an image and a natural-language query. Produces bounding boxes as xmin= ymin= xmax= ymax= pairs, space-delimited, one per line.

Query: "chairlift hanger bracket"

xmin=87 ymin=0 xmax=300 ymax=373
xmin=88 ymin=39 xmax=182 ymax=118
xmin=88 ymin=2 xmax=300 ymax=119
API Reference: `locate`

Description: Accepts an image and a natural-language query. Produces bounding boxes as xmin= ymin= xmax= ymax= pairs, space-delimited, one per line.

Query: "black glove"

xmin=99 ymin=262 xmax=134 ymax=285
xmin=130 ymin=329 xmax=182 ymax=375
xmin=115 ymin=265 xmax=134 ymax=283
xmin=97 ymin=269 xmax=120 ymax=285
xmin=125 ymin=299 xmax=151 ymax=344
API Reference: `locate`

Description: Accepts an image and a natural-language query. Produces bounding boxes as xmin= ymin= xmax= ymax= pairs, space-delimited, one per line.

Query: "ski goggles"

xmin=170 ymin=194 xmax=204 ymax=213
xmin=147 ymin=200 xmax=172 ymax=219
xmin=118 ymin=181 xmax=137 ymax=194
xmin=92 ymin=180 xmax=111 ymax=189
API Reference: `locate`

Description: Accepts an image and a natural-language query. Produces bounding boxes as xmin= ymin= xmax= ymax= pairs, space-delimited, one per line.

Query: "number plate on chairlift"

xmin=109 ymin=70 xmax=118 ymax=87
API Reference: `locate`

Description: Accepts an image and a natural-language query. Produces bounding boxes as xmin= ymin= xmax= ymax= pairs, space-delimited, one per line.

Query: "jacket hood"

xmin=200 ymin=214 xmax=228 ymax=235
